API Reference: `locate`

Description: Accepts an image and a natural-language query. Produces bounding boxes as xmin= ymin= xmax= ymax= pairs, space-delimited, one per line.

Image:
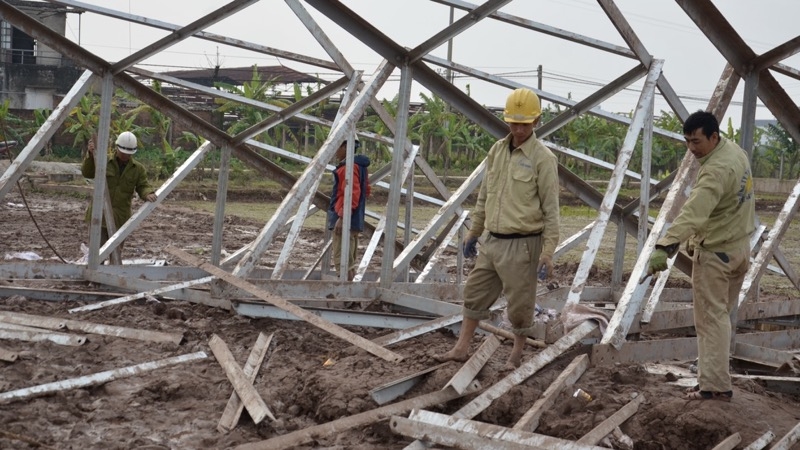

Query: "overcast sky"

xmin=62 ymin=0 xmax=800 ymax=129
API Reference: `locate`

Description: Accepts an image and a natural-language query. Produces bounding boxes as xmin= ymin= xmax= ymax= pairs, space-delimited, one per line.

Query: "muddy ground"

xmin=1 ymin=188 xmax=800 ymax=450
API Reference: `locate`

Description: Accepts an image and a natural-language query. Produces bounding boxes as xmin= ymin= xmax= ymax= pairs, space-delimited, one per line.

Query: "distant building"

xmin=0 ymin=0 xmax=83 ymax=110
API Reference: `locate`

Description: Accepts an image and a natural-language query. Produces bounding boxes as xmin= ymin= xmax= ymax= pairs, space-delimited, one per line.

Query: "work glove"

xmin=537 ymin=254 xmax=553 ymax=280
xmin=462 ymin=236 xmax=478 ymax=258
xmin=647 ymin=248 xmax=669 ymax=275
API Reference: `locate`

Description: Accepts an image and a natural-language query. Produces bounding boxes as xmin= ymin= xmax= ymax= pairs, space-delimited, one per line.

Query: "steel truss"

xmin=0 ymin=0 xmax=798 ymax=373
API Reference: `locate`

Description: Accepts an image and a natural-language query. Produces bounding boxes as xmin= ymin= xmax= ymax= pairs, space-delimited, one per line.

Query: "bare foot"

xmin=432 ymin=349 xmax=469 ymax=363
xmin=503 ymin=356 xmax=522 ymax=371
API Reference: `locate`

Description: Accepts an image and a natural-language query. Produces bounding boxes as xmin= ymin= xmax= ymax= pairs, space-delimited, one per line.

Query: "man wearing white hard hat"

xmin=81 ymin=131 xmax=156 ymax=254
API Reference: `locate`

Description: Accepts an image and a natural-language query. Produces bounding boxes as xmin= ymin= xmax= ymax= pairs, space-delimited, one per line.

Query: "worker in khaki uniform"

xmin=82 ymin=131 xmax=156 ymax=256
xmin=648 ymin=110 xmax=755 ymax=402
xmin=434 ymin=88 xmax=560 ymax=370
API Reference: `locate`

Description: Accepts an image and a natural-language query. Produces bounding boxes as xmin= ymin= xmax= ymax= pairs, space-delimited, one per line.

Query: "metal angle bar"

xmin=67 ymin=276 xmax=216 ymax=313
xmin=233 ymin=62 xmax=392 ymax=280
xmin=733 ymin=342 xmax=794 ymax=368
xmin=577 ymin=393 xmax=645 ymax=445
xmin=739 ymin=181 xmax=800 ymax=305
xmin=752 ymin=35 xmax=800 ymax=72
xmin=544 ymin=141 xmax=656 ymax=185
xmin=416 ymin=211 xmax=468 ymax=283
xmin=236 ymin=385 xmax=477 ymax=450
xmin=407 ymin=0 xmax=513 ymax=64
xmin=676 ymin=0 xmax=800 ymax=144
xmin=772 ymin=248 xmax=800 ymax=291
xmin=389 ymin=162 xmax=484 ymax=281
xmin=380 ymin=65 xmax=414 ymax=286
xmin=211 ymin=144 xmax=231 ymax=266
xmin=422 ymin=53 xmax=683 ymax=143
xmin=377 ymin=289 xmax=462 ymax=316
xmin=771 ymin=423 xmax=800 ymax=450
xmin=710 ymin=433 xmax=742 ymax=450
xmin=369 ymin=363 xmax=448 ymax=405
xmin=445 ymin=335 xmax=501 ymax=394
xmin=99 ymin=141 xmax=214 ymax=262
xmin=87 ymin=73 xmax=114 ymax=269
xmin=392 ymin=416 xmax=546 ymax=450
xmin=232 ymin=76 xmax=349 ymax=146
xmin=218 ymin=332 xmax=274 ymax=433
xmin=457 ymin=321 xmax=598 ymax=419
xmin=565 ymin=60 xmax=663 ymax=306
xmin=0 ymin=322 xmax=61 ymax=333
xmin=0 ymin=351 xmax=208 ymax=404
xmin=111 ymin=0 xmax=260 ymax=74
xmin=402 ymin=409 xmax=608 ymax=450
xmin=735 ymin=329 xmax=800 ymax=350
xmin=537 ymin=64 xmax=648 ymax=138
xmin=0 ymin=70 xmax=93 ymax=201
xmin=234 ymin=302 xmax=432 ymax=330
xmin=430 ymin=0 xmax=635 ymax=58
xmin=591 ymin=338 xmax=697 ymax=366
xmin=639 ymin=83 xmax=654 ymax=256
xmin=208 ymin=334 xmax=275 ymax=424
xmin=0 ymin=310 xmax=183 ymax=345
xmin=596 ymin=0 xmax=689 ymax=121
xmin=354 ymin=216 xmax=386 ymax=282
xmin=743 ymin=430 xmax=776 ymax=450
xmin=0 ymin=329 xmax=86 ymax=346
xmin=47 ymin=0 xmax=338 ymax=70
xmin=513 ymin=354 xmax=589 ymax=432
xmin=772 ymin=62 xmax=800 ymax=82
xmin=740 ymin=71 xmax=759 ymax=154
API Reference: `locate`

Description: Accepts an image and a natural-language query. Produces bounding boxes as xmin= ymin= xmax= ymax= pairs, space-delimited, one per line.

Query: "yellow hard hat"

xmin=503 ymin=88 xmax=541 ymax=123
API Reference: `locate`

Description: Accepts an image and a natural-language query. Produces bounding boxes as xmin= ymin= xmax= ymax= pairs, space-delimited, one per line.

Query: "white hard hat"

xmin=115 ymin=131 xmax=138 ymax=154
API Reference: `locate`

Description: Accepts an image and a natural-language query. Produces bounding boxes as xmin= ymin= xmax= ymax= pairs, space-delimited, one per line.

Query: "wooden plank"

xmin=0 ymin=310 xmax=183 ymax=345
xmin=208 ymin=334 xmax=274 ymax=425
xmin=168 ymin=246 xmax=403 ymax=363
xmin=403 ymin=409 xmax=608 ymax=450
xmin=771 ymin=422 xmax=800 ymax=450
xmin=218 ymin=332 xmax=274 ymax=433
xmin=0 ymin=351 xmax=207 ymax=403
xmin=0 ymin=345 xmax=18 ymax=362
xmin=742 ymin=430 xmax=775 ymax=450
xmin=456 ymin=321 xmax=598 ymax=419
xmin=710 ymin=432 xmax=741 ymax=450
xmin=513 ymin=354 xmax=589 ymax=432
xmin=445 ymin=335 xmax=500 ymax=394
xmin=577 ymin=393 xmax=645 ymax=444
xmin=233 ymin=385 xmax=478 ymax=450
xmin=0 ymin=329 xmax=86 ymax=346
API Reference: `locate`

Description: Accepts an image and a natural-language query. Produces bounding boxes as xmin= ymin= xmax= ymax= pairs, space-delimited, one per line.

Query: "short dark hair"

xmin=683 ymin=110 xmax=720 ymax=138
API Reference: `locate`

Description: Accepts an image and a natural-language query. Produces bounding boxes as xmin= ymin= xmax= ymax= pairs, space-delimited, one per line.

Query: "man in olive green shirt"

xmin=648 ymin=110 xmax=755 ymax=401
xmin=434 ymin=88 xmax=560 ymax=369
xmin=82 ymin=131 xmax=156 ymax=256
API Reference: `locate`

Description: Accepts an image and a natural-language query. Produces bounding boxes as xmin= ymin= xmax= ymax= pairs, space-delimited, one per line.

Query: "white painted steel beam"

xmin=0 ymin=351 xmax=207 ymax=403
xmin=87 ymin=73 xmax=114 ymax=269
xmin=67 ymin=276 xmax=215 ymax=313
xmin=565 ymin=60 xmax=662 ymax=306
xmin=0 ymin=70 xmax=93 ymax=202
xmin=416 ymin=211 xmax=468 ymax=283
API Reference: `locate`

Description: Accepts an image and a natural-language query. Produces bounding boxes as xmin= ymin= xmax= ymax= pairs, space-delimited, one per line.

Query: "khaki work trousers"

xmin=462 ymin=234 xmax=542 ymax=335
xmin=332 ymin=232 xmax=359 ymax=273
xmin=692 ymin=244 xmax=749 ymax=392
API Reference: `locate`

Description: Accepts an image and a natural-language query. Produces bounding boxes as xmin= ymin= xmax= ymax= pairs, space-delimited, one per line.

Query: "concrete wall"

xmin=0 ymin=64 xmax=84 ymax=109
xmin=754 ymin=177 xmax=796 ymax=195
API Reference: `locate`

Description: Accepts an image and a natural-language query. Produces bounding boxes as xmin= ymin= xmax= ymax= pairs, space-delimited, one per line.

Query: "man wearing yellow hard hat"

xmin=434 ymin=88 xmax=560 ymax=370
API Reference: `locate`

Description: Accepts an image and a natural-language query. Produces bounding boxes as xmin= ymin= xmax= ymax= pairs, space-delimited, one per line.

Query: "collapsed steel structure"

xmin=0 ymin=0 xmax=799 ymax=367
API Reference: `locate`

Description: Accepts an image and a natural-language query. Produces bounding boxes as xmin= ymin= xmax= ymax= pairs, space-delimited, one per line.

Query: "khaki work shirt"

xmin=469 ymin=132 xmax=560 ymax=257
xmin=82 ymin=154 xmax=153 ymax=228
xmin=658 ymin=137 xmax=755 ymax=252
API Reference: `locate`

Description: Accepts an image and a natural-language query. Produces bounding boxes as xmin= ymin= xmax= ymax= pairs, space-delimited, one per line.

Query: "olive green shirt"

xmin=81 ymin=154 xmax=153 ymax=229
xmin=469 ymin=132 xmax=561 ymax=257
xmin=658 ymin=137 xmax=755 ymax=252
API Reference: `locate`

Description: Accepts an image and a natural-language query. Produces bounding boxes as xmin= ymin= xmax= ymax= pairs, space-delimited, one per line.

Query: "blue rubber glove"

xmin=462 ymin=236 xmax=478 ymax=258
xmin=647 ymin=248 xmax=668 ymax=275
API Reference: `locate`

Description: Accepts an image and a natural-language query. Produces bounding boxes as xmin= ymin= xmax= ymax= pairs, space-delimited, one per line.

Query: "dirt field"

xmin=1 ymin=188 xmax=800 ymax=450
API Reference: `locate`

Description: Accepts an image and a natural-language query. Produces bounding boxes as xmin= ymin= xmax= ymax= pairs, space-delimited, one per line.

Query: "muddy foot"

xmin=432 ymin=350 xmax=469 ymax=363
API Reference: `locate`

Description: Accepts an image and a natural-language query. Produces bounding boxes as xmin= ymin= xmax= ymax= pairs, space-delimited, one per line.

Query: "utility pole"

xmin=537 ymin=64 xmax=543 ymax=90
